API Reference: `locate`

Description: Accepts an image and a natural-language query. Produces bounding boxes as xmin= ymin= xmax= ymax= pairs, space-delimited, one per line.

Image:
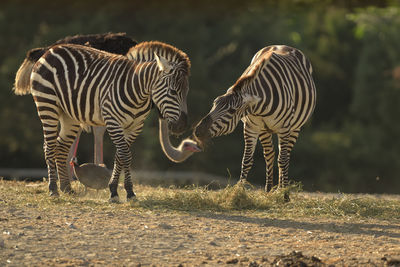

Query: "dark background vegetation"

xmin=1 ymin=0 xmax=399 ymax=193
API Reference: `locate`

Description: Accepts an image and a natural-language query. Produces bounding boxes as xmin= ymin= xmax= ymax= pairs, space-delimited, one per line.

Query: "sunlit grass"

xmin=137 ymin=181 xmax=298 ymax=212
xmin=1 ymin=179 xmax=399 ymax=220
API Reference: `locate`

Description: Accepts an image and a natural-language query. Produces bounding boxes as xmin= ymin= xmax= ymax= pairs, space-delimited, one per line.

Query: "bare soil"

xmin=0 ymin=181 xmax=399 ymax=266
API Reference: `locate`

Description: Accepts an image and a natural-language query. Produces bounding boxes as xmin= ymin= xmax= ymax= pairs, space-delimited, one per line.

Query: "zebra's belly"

xmin=59 ymin=106 xmax=106 ymax=127
xmin=242 ymin=115 xmax=288 ymax=133
xmin=56 ymin=92 xmax=105 ymax=126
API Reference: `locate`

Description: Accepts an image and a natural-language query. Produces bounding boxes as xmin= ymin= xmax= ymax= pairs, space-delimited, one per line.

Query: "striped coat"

xmin=30 ymin=41 xmax=190 ymax=200
xmin=194 ymin=45 xmax=316 ymax=192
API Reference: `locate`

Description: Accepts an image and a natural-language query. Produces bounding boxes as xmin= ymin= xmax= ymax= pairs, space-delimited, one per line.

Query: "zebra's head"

xmin=152 ymin=53 xmax=190 ymax=136
xmin=194 ymin=89 xmax=260 ymax=147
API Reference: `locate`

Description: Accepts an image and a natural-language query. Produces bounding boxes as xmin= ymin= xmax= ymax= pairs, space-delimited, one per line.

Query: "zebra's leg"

xmin=259 ymin=132 xmax=275 ymax=192
xmin=110 ymin=144 xmax=134 ymax=201
xmin=123 ymin=129 xmax=143 ymax=201
xmin=277 ymin=129 xmax=300 ymax=188
xmin=56 ymin=115 xmax=80 ymax=193
xmin=108 ymin=153 xmax=123 ymax=202
xmin=105 ymin=124 xmax=134 ymax=202
xmin=41 ymin=119 xmax=60 ymax=196
xmin=239 ymin=123 xmax=259 ymax=183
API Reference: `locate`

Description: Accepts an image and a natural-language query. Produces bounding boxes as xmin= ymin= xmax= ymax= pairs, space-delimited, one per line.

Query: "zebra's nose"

xmin=194 ymin=116 xmax=212 ymax=140
xmin=169 ymin=112 xmax=187 ymax=135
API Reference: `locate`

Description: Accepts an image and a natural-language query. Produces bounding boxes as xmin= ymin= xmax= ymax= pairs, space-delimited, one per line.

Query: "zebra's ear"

xmin=154 ymin=53 xmax=173 ymax=73
xmin=242 ymin=94 xmax=261 ymax=106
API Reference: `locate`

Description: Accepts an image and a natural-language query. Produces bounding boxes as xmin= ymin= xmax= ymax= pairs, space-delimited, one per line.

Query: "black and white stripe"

xmin=194 ymin=45 xmax=316 ymax=191
xmin=31 ymin=41 xmax=191 ymax=200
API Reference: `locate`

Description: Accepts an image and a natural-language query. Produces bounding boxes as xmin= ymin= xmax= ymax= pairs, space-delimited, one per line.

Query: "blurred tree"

xmin=1 ymin=0 xmax=399 ymax=193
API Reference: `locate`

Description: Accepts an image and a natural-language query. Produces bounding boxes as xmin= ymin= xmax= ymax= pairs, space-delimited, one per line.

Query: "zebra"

xmin=194 ymin=45 xmax=316 ymax=192
xmin=29 ymin=41 xmax=191 ymax=201
xmin=14 ymin=32 xmax=137 ymax=176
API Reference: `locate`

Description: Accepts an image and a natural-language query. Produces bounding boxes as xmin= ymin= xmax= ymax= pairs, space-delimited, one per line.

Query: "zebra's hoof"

xmin=283 ymin=192 xmax=290 ymax=202
xmin=237 ymin=179 xmax=253 ymax=190
xmin=126 ymin=191 xmax=136 ymax=199
xmin=237 ymin=179 xmax=246 ymax=185
xmin=60 ymin=184 xmax=73 ymax=194
xmin=127 ymin=195 xmax=137 ymax=205
xmin=66 ymin=189 xmax=77 ymax=196
xmin=265 ymin=185 xmax=273 ymax=192
xmin=127 ymin=193 xmax=137 ymax=202
xmin=49 ymin=190 xmax=59 ymax=197
xmin=109 ymin=195 xmax=120 ymax=203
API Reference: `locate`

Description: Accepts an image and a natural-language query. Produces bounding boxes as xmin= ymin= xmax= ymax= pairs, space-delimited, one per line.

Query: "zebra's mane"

xmin=232 ymin=56 xmax=268 ymax=93
xmin=127 ymin=41 xmax=191 ymax=73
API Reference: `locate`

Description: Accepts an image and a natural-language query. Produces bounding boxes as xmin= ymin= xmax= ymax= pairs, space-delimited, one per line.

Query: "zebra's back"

xmin=31 ymin=44 xmax=138 ymax=126
xmin=244 ymin=45 xmax=316 ymax=132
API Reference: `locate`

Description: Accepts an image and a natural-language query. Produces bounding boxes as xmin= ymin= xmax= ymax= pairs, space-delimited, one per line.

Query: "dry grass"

xmin=1 ymin=179 xmax=399 ymax=220
xmin=136 ymin=182 xmax=400 ymax=220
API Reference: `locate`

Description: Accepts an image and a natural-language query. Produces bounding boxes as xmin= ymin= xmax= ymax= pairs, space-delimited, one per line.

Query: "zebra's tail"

xmin=13 ymin=47 xmax=46 ymax=95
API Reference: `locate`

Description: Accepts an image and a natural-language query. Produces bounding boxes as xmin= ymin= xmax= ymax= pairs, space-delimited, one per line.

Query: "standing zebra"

xmin=14 ymin=33 xmax=138 ymax=177
xmin=30 ymin=41 xmax=191 ymax=201
xmin=194 ymin=45 xmax=316 ymax=191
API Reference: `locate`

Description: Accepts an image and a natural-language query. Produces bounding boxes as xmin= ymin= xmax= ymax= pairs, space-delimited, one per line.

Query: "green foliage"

xmin=1 ymin=0 xmax=400 ymax=193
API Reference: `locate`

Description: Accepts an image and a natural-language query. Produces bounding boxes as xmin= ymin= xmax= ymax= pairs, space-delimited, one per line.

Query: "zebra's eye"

xmin=227 ymin=108 xmax=236 ymax=114
xmin=169 ymin=88 xmax=178 ymax=95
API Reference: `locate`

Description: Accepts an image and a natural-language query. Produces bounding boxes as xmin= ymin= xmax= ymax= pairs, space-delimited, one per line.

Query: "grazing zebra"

xmin=14 ymin=32 xmax=137 ymax=176
xmin=194 ymin=45 xmax=316 ymax=191
xmin=30 ymin=41 xmax=191 ymax=201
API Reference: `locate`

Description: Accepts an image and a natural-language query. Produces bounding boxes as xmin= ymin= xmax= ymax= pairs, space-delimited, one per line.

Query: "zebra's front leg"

xmin=259 ymin=132 xmax=275 ymax=192
xmin=107 ymin=130 xmax=135 ymax=202
xmin=108 ymin=153 xmax=123 ymax=202
xmin=109 ymin=147 xmax=135 ymax=202
xmin=239 ymin=123 xmax=259 ymax=184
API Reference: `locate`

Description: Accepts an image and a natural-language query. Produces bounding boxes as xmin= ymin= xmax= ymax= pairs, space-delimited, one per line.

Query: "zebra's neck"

xmin=126 ymin=41 xmax=190 ymax=71
xmin=99 ymin=60 xmax=160 ymax=126
xmin=134 ymin=61 xmax=160 ymax=95
xmin=239 ymin=82 xmax=263 ymax=117
xmin=101 ymin=60 xmax=159 ymax=100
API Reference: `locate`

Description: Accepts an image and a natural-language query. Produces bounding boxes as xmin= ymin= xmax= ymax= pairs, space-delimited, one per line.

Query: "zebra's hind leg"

xmin=56 ymin=114 xmax=80 ymax=194
xmin=259 ymin=132 xmax=275 ymax=192
xmin=41 ymin=119 xmax=60 ymax=197
xmin=277 ymin=130 xmax=299 ymax=188
xmin=239 ymin=123 xmax=259 ymax=184
xmin=277 ymin=130 xmax=300 ymax=202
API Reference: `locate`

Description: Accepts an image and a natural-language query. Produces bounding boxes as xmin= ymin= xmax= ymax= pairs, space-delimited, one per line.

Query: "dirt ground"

xmin=1 ymin=182 xmax=400 ymax=266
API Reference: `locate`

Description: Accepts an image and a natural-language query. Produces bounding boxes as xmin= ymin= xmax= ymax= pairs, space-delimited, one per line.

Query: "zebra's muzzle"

xmin=169 ymin=112 xmax=188 ymax=136
xmin=193 ymin=115 xmax=212 ymax=148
